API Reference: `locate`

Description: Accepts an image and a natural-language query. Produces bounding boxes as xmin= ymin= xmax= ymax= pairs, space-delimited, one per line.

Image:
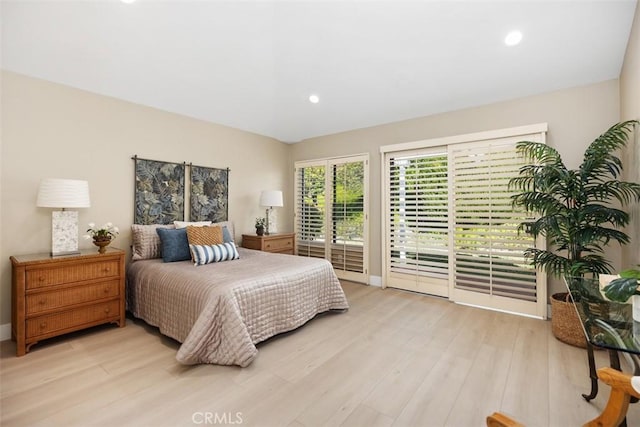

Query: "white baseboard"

xmin=0 ymin=323 xmax=11 ymax=341
xmin=369 ymin=275 xmax=382 ymax=287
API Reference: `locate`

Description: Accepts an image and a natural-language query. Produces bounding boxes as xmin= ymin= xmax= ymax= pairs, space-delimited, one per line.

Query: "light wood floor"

xmin=1 ymin=281 xmax=638 ymax=427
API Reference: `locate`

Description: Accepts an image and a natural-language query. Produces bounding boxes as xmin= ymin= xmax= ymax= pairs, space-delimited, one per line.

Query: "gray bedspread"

xmin=126 ymin=248 xmax=349 ymax=367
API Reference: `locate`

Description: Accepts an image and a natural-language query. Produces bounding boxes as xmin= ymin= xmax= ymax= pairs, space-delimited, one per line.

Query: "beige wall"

xmin=0 ymin=71 xmax=292 ymax=326
xmin=291 ymin=79 xmax=621 ymax=295
xmin=621 ymin=2 xmax=640 ymax=269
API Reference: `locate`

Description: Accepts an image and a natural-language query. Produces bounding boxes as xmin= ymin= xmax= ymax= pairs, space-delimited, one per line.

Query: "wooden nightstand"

xmin=241 ymin=233 xmax=296 ymax=255
xmin=10 ymin=247 xmax=126 ymax=356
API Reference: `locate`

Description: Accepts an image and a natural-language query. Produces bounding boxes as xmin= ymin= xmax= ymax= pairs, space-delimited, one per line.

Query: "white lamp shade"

xmin=37 ymin=178 xmax=91 ymax=208
xmin=260 ymin=190 xmax=283 ymax=207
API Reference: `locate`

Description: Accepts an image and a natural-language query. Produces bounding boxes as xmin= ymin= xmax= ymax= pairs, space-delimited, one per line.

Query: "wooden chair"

xmin=486 ymin=368 xmax=640 ymax=427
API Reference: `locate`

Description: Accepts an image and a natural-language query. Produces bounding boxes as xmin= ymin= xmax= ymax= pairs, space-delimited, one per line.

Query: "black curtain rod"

xmin=131 ymin=155 xmax=186 ymax=167
xmin=188 ymin=162 xmax=231 ymax=173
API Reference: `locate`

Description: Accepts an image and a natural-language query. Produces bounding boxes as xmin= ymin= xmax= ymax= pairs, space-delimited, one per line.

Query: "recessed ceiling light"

xmin=309 ymin=95 xmax=320 ymax=104
xmin=121 ymin=0 xmax=136 ymax=4
xmin=504 ymin=31 xmax=523 ymax=46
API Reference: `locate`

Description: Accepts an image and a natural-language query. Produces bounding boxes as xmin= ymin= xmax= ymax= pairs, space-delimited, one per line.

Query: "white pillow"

xmin=174 ymin=220 xmax=212 ymax=229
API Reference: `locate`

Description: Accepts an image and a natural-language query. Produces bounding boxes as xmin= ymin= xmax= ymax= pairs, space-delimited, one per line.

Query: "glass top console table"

xmin=564 ymin=276 xmax=639 ymax=406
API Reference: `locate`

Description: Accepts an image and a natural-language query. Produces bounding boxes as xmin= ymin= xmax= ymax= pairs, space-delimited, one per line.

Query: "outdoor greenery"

xmin=299 ymin=162 xmax=364 ymax=244
xmin=509 ymin=120 xmax=640 ymax=279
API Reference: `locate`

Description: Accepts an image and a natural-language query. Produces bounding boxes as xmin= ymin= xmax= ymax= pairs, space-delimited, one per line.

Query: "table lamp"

xmin=37 ymin=178 xmax=91 ymax=256
xmin=260 ymin=190 xmax=283 ymax=235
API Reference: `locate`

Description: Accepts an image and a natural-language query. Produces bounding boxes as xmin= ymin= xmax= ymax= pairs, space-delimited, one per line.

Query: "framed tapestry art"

xmin=133 ymin=156 xmax=185 ymax=225
xmin=190 ymin=165 xmax=229 ymax=222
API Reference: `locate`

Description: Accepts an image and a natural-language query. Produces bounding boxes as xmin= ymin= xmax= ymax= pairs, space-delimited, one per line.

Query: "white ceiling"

xmin=2 ymin=0 xmax=637 ymax=143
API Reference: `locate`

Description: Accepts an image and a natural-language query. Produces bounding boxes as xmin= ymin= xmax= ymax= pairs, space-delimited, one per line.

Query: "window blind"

xmin=295 ymin=163 xmax=326 ymax=260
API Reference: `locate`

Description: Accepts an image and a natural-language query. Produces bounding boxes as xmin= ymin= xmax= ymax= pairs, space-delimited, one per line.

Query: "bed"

xmin=127 ymin=247 xmax=349 ymax=367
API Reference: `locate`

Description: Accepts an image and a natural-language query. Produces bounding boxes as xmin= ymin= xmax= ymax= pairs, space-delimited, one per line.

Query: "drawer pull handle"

xmin=40 ymin=322 xmax=47 ymax=329
xmin=38 ymin=277 xmax=45 ymax=282
xmin=102 ymin=268 xmax=110 ymax=273
xmin=104 ymin=308 xmax=110 ymax=314
xmin=38 ymin=300 xmax=46 ymax=305
xmin=103 ymin=288 xmax=110 ymax=294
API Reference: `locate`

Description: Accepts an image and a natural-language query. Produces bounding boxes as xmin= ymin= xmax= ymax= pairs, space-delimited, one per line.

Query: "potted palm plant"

xmin=510 ymin=120 xmax=640 ymax=346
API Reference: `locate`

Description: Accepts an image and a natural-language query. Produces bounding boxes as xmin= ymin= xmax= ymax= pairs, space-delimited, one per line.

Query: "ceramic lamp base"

xmin=51 ymin=210 xmax=80 ymax=257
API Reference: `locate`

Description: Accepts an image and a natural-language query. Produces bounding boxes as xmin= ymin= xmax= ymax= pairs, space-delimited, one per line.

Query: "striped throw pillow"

xmin=189 ymin=242 xmax=240 ymax=266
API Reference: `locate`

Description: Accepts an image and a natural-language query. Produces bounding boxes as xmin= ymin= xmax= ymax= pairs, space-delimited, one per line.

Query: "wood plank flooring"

xmin=1 ymin=281 xmax=638 ymax=426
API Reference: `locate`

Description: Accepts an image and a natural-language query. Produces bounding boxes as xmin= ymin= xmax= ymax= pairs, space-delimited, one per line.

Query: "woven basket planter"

xmin=550 ymin=292 xmax=587 ymax=348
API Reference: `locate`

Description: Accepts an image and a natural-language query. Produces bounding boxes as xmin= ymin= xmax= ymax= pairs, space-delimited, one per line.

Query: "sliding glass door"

xmin=449 ymin=138 xmax=542 ymax=314
xmin=387 ymin=148 xmax=449 ymax=297
xmin=383 ymin=126 xmax=547 ymax=318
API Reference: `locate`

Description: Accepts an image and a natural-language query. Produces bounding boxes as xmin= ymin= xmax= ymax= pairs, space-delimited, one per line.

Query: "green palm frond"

xmin=584 ymin=181 xmax=640 ymax=204
xmin=524 ymin=248 xmax=569 ymax=277
xmin=574 ymin=226 xmax=629 ymax=247
xmin=516 ymin=141 xmax=564 ymax=166
xmin=511 ymin=192 xmax=565 ymax=215
xmin=581 ymin=204 xmax=630 ymax=227
xmin=571 ymin=255 xmax=614 ymax=275
xmin=580 ymin=121 xmax=637 ymax=180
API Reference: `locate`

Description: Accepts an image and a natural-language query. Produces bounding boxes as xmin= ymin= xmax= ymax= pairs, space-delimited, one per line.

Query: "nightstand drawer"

xmin=26 ymin=300 xmax=120 ymax=339
xmin=241 ymin=233 xmax=296 ymax=255
xmin=264 ymin=237 xmax=294 ymax=252
xmin=26 ymin=279 xmax=120 ymax=315
xmin=25 ymin=260 xmax=119 ymax=289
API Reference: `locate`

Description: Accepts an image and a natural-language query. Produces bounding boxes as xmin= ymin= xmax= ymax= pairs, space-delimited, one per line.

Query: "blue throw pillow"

xmin=222 ymin=225 xmax=233 ymax=243
xmin=156 ymin=227 xmax=191 ymax=262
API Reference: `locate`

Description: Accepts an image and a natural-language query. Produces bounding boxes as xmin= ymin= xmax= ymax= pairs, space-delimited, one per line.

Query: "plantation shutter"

xmin=386 ymin=149 xmax=449 ymax=296
xmin=295 ymin=155 xmax=369 ymax=283
xmin=450 ymin=139 xmax=538 ymax=304
xmin=295 ymin=163 xmax=327 ymax=260
xmin=329 ymin=159 xmax=367 ymax=278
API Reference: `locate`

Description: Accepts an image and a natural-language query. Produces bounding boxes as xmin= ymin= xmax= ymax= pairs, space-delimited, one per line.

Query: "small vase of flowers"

xmin=84 ymin=222 xmax=119 ymax=253
xmin=255 ymin=217 xmax=266 ymax=236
